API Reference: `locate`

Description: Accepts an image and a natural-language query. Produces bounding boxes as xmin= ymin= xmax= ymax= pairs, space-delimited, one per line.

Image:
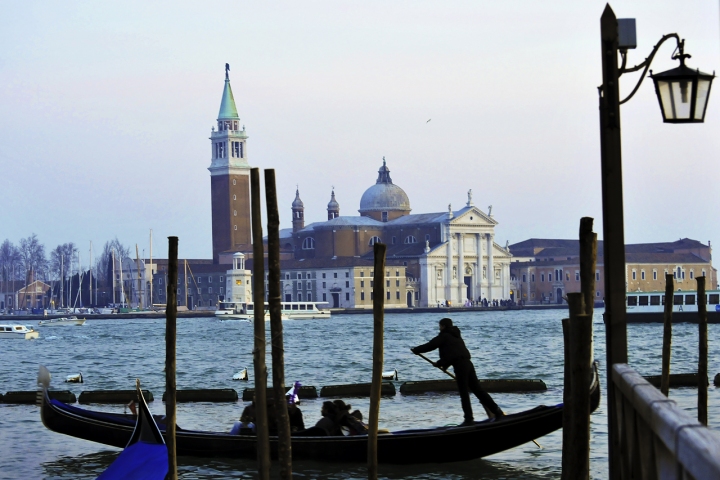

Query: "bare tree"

xmin=96 ymin=238 xmax=130 ymax=285
xmin=0 ymin=240 xmax=21 ymax=282
xmin=49 ymin=243 xmax=77 ymax=281
xmin=18 ymin=234 xmax=47 ymax=284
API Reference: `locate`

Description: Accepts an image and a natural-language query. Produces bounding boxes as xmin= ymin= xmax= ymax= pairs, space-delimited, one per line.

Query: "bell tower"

xmin=292 ymin=187 xmax=305 ymax=233
xmin=208 ymin=65 xmax=252 ymax=263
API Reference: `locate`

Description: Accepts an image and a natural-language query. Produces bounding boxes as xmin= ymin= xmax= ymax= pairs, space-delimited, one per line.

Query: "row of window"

xmin=627 ymin=293 xmax=720 ymax=306
xmin=302 ymin=235 xmax=430 ymax=250
xmin=630 ymin=267 xmax=706 ymax=281
xmin=175 ymin=287 xmax=224 ymax=294
xmin=213 ymin=141 xmax=244 ymax=159
xmin=522 ymin=271 xmax=602 ymax=283
xmin=281 ymin=270 xmax=401 ymax=279
xmin=156 ymin=276 xmax=224 ymax=284
xmin=217 ymin=120 xmax=240 ymax=131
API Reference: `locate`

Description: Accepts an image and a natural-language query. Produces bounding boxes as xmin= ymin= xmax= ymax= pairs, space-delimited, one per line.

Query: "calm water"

xmin=1 ymin=309 xmax=719 ymax=479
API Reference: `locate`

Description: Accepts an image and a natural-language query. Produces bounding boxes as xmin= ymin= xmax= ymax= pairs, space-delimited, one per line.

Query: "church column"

xmin=457 ymin=233 xmax=464 ymax=303
xmin=487 ymin=233 xmax=494 ymax=302
xmin=475 ymin=233 xmax=482 ymax=302
xmin=445 ymin=228 xmax=453 ymax=304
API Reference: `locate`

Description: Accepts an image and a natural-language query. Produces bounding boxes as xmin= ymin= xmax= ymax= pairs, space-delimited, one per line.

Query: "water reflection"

xmin=41 ymin=451 xmax=558 ymax=479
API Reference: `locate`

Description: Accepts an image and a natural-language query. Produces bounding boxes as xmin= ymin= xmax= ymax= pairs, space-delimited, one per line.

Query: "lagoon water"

xmin=1 ymin=309 xmax=719 ymax=479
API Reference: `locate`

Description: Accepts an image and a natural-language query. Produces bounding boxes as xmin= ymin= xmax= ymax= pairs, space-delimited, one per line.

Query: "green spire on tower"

xmin=218 ymin=64 xmax=239 ymax=120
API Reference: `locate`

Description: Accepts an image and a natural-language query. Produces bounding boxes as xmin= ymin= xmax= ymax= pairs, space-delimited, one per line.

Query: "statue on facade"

xmin=467 ymin=189 xmax=473 ymax=206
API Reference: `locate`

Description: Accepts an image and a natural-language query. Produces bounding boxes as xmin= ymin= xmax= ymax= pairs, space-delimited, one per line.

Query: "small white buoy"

xmin=233 ymin=368 xmax=248 ymax=381
xmin=381 ymin=369 xmax=398 ymax=381
xmin=65 ymin=372 xmax=83 ymax=383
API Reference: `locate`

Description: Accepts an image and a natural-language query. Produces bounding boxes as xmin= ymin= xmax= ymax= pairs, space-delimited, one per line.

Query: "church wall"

xmin=333 ymin=229 xmax=358 ymax=257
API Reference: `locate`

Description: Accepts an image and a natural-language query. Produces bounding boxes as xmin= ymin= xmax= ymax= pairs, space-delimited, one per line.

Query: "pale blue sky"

xmin=1 ymin=1 xmax=718 ymax=262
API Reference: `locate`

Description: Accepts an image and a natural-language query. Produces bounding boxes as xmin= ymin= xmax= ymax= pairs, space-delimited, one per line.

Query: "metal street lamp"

xmin=598 ymin=5 xmax=714 ymax=478
xmin=650 ymin=44 xmax=715 ymax=123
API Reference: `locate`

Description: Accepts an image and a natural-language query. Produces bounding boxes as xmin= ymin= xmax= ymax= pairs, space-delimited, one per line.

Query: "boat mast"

xmin=149 ymin=229 xmax=153 ymax=307
xmin=136 ymin=244 xmax=142 ymax=309
xmin=60 ymin=255 xmax=64 ymax=309
xmin=119 ymin=254 xmax=126 ymax=307
xmin=112 ymin=248 xmax=116 ymax=306
xmin=184 ymin=259 xmax=188 ymax=308
xmin=89 ymin=241 xmax=92 ymax=307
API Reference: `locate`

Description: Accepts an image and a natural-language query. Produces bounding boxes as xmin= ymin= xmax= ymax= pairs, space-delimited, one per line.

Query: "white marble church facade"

xmin=418 ymin=198 xmax=512 ymax=307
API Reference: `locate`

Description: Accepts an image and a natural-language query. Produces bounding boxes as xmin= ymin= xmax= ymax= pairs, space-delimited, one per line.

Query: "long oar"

xmin=414 ymin=351 xmax=542 ymax=449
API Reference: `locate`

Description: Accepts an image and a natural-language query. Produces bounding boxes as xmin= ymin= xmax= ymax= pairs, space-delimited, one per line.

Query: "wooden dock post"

xmin=579 ymin=217 xmax=597 ymax=319
xmin=562 ymin=293 xmax=589 ymax=480
xmin=264 ymin=169 xmax=292 ymax=479
xmin=165 ymin=236 xmax=178 ymax=480
xmin=661 ymin=273 xmax=674 ymax=397
xmin=368 ymin=242 xmax=386 ymax=480
xmin=697 ymin=276 xmax=708 ymax=425
xmin=250 ymin=168 xmax=270 ymax=479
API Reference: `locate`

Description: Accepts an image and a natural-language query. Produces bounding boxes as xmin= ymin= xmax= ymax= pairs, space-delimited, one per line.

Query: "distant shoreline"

xmin=0 ymin=304 xmax=577 ymax=321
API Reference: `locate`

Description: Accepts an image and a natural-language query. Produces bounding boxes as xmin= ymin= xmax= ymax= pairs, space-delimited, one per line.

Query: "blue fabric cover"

xmin=96 ymin=441 xmax=168 ymax=480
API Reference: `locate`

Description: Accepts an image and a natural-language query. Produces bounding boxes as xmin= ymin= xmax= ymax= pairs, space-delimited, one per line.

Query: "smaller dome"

xmin=327 ymin=189 xmax=340 ymax=210
xmin=292 ymin=188 xmax=304 ymax=208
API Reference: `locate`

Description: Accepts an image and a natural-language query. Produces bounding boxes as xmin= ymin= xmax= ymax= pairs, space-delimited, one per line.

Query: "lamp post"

xmin=599 ymin=5 xmax=714 ymax=477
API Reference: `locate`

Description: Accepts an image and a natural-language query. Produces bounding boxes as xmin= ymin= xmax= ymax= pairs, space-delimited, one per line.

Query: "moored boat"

xmin=38 ymin=316 xmax=86 ymax=327
xmin=40 ymin=365 xmax=600 ymax=463
xmin=624 ymin=290 xmax=720 ymax=323
xmin=0 ymin=324 xmax=39 ymax=340
xmin=215 ymin=301 xmax=330 ymax=320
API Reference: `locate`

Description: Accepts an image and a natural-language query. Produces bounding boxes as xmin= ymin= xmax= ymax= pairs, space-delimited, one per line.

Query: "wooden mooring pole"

xmin=250 ymin=168 xmax=270 ymax=479
xmin=579 ymin=217 xmax=597 ymax=320
xmin=368 ymin=242 xmax=386 ymax=480
xmin=562 ymin=218 xmax=596 ymax=480
xmin=166 ymin=236 xmax=178 ymax=480
xmin=661 ymin=273 xmax=674 ymax=397
xmin=265 ymin=169 xmax=292 ymax=479
xmin=697 ymin=276 xmax=708 ymax=425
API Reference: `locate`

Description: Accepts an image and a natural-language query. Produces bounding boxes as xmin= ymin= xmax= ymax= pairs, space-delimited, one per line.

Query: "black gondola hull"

xmin=41 ymin=370 xmax=600 ymax=464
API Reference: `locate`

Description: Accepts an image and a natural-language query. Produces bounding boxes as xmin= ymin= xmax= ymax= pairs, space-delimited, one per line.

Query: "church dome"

xmin=327 ymin=189 xmax=340 ymax=210
xmin=292 ymin=188 xmax=304 ymax=208
xmin=359 ymin=158 xmax=411 ymax=214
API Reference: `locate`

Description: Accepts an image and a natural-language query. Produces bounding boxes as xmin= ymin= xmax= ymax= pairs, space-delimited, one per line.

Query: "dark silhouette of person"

xmin=411 ymin=317 xmax=504 ymax=425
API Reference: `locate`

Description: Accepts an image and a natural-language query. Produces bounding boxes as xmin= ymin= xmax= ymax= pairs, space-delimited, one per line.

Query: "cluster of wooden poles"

xmin=161 ymin=169 xmax=389 ymax=480
xmin=560 ymin=217 xmax=712 ymax=480
xmin=660 ymin=270 xmax=710 ymax=426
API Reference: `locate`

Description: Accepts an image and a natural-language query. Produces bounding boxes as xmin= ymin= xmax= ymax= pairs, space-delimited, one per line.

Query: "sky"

xmin=1 ymin=1 xmax=719 ymax=264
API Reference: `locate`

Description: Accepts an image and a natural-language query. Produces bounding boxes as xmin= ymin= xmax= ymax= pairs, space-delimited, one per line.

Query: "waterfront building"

xmin=508 ymin=238 xmax=716 ymax=305
xmin=205 ymin=68 xmax=512 ymax=309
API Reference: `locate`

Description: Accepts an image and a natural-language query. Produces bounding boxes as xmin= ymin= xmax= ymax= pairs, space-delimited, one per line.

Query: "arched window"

xmin=404 ymin=235 xmax=417 ymax=244
xmin=302 ymin=237 xmax=315 ymax=250
xmin=369 ymin=236 xmax=382 ymax=246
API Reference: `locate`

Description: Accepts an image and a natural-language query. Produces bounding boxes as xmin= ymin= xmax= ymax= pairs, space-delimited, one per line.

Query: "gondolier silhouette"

xmin=411 ymin=317 xmax=504 ymax=425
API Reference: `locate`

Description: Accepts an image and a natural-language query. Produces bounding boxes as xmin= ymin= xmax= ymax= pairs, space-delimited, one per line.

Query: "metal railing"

xmin=612 ymin=363 xmax=720 ymax=479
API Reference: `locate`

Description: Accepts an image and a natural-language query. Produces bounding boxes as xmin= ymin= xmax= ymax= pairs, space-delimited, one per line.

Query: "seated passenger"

xmin=230 ymin=403 xmax=256 ymax=434
xmin=314 ymin=401 xmax=341 ymax=436
xmin=287 ymin=403 xmax=305 ymax=432
xmin=333 ymin=400 xmax=368 ymax=435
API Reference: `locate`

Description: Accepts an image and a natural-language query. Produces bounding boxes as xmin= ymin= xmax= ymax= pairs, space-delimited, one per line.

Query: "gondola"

xmin=39 ymin=365 xmax=600 ymax=464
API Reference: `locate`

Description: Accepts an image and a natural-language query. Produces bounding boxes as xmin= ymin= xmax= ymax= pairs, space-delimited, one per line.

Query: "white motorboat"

xmin=0 ymin=325 xmax=39 ymax=340
xmin=215 ymin=301 xmax=330 ymax=320
xmin=38 ymin=316 xmax=86 ymax=327
xmin=624 ymin=290 xmax=720 ymax=323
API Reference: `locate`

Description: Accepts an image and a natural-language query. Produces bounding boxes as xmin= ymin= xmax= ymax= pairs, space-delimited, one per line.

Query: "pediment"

xmin=450 ymin=207 xmax=497 ymax=226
